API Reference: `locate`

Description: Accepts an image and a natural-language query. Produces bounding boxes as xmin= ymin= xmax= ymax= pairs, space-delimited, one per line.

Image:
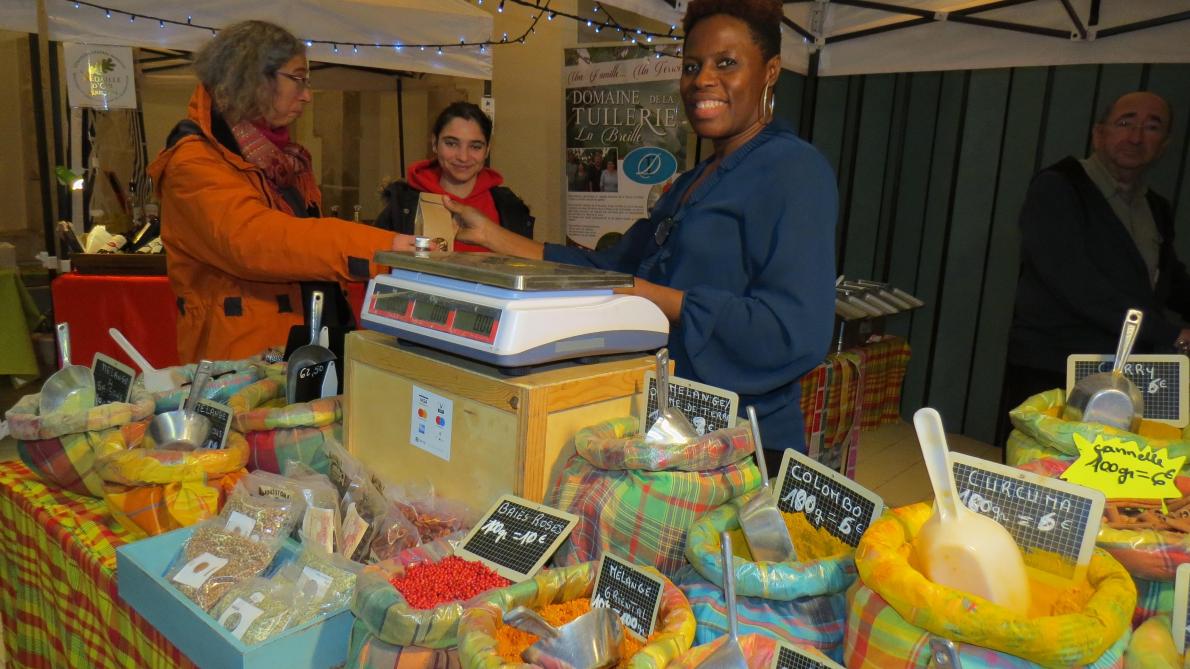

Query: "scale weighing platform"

xmin=361 ymin=252 xmax=669 ymax=367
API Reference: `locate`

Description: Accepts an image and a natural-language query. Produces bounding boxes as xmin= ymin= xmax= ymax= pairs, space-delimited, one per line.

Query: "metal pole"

xmin=396 ymin=77 xmax=406 ymax=177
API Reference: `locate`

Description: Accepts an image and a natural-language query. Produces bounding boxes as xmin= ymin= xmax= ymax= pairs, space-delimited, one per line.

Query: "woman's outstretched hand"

xmin=442 ymin=196 xmax=496 ymax=248
xmin=442 ymin=195 xmax=545 ymax=260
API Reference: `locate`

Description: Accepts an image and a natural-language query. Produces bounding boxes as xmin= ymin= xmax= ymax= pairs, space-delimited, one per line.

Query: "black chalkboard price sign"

xmin=591 ymin=553 xmax=664 ymax=641
xmin=774 ymin=449 xmax=884 ymax=548
xmin=769 ymin=641 xmax=845 ymax=669
xmin=456 ymin=494 xmax=578 ymax=582
xmin=950 ymin=452 xmax=1104 ymax=579
xmin=644 ymin=373 xmax=738 ymax=435
xmin=1066 ymin=354 xmax=1189 ymax=427
xmin=193 ymin=399 xmax=232 ymax=450
xmin=91 ymin=353 xmax=135 ymax=406
xmin=1173 ymin=562 xmax=1190 ymax=654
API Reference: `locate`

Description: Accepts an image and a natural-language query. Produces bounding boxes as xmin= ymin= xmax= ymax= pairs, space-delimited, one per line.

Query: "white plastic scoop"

xmin=913 ymin=407 xmax=1030 ymax=615
xmin=108 ymin=327 xmax=176 ymax=393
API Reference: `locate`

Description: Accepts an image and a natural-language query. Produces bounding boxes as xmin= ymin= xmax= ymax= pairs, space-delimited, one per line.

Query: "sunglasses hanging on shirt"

xmin=654 ymin=216 xmax=678 ymax=245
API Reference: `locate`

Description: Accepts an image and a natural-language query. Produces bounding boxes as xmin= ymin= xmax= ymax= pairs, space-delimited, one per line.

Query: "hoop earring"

xmin=759 ymin=85 xmax=775 ymax=123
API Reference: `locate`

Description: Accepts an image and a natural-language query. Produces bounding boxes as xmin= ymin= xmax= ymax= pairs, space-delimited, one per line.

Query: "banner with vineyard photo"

xmin=563 ymin=45 xmax=690 ymax=250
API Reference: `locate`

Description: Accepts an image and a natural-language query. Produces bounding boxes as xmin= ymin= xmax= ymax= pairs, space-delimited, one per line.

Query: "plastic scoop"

xmin=737 ymin=405 xmax=797 ymax=563
xmin=108 ymin=327 xmax=176 ymax=393
xmin=502 ymin=605 xmax=623 ymax=669
xmin=697 ymin=531 xmax=749 ymax=669
xmin=39 ymin=322 xmax=96 ymax=415
xmin=645 ymin=348 xmax=698 ymax=445
xmin=912 ymin=407 xmax=1030 ymax=615
xmin=146 ymin=360 xmax=213 ymax=450
xmin=286 ymin=291 xmax=338 ymax=404
xmin=1063 ymin=308 xmax=1144 ymax=432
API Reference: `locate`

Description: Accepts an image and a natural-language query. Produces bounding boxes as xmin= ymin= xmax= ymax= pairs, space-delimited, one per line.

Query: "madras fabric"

xmin=97 ymin=429 xmax=250 ymax=485
xmin=1124 ymin=615 xmax=1183 ymax=667
xmin=7 ymin=387 xmax=156 ymax=497
xmin=352 ymin=532 xmax=469 ymax=649
xmin=683 ymin=501 xmax=856 ymax=600
xmin=853 ymin=336 xmax=911 ymax=429
xmin=670 ymin=634 xmax=836 ymax=669
xmin=674 ymin=566 xmax=847 ymax=660
xmin=230 ymin=377 xmax=341 ymax=475
xmin=1007 ymin=390 xmax=1190 ymax=582
xmin=845 ymin=582 xmax=1129 ymax=668
xmin=852 ymin=503 xmax=1135 ymax=667
xmin=1133 ymin=578 xmax=1175 ymax=628
xmin=798 ymin=353 xmax=863 ymax=477
xmin=456 ymin=562 xmax=695 ymax=669
xmin=348 ymin=621 xmax=461 ymax=669
xmin=0 ymin=460 xmax=194 ymax=668
xmin=149 ymin=359 xmax=263 ymax=412
xmin=546 ymin=418 xmax=761 ymax=577
xmin=103 ymin=470 xmax=247 ymax=540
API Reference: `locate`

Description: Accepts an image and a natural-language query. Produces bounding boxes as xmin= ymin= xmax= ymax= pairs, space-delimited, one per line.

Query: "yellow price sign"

xmin=1061 ymin=433 xmax=1185 ymax=499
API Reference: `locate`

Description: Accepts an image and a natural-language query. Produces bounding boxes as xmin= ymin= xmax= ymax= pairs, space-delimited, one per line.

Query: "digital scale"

xmin=361 ymin=252 xmax=669 ymax=367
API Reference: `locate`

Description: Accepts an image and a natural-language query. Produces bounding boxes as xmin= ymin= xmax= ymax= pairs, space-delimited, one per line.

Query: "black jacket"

xmin=1009 ymin=157 xmax=1190 ymax=371
xmin=372 ymin=180 xmax=534 ymax=240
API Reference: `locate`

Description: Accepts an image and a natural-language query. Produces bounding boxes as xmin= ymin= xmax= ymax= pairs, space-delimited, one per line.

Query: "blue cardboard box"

xmin=117 ymin=526 xmax=353 ymax=669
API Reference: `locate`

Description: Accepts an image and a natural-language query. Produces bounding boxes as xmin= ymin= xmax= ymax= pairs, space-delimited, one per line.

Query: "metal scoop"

xmin=39 ymin=322 xmax=96 ymax=415
xmin=737 ymin=406 xmax=797 ymax=563
xmin=502 ymin=605 xmax=623 ymax=669
xmin=913 ymin=408 xmax=1030 ymax=616
xmin=1063 ymin=308 xmax=1144 ymax=432
xmin=645 ymin=348 xmax=698 ymax=445
xmin=146 ymin=360 xmax=213 ymax=450
xmin=698 ymin=531 xmax=749 ymax=669
xmin=286 ymin=291 xmax=338 ymax=404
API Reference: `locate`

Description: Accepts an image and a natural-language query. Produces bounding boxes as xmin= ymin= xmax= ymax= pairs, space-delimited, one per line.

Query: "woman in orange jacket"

xmin=149 ymin=20 xmax=416 ymax=362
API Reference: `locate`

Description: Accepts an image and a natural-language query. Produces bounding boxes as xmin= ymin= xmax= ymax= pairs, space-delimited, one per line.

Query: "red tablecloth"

xmin=51 ymin=274 xmax=180 ymax=370
xmin=50 ymin=274 xmax=368 ymax=368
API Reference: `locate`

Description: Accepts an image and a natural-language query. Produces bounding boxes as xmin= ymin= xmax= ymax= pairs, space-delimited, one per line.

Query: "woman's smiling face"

xmin=680 ymin=13 xmax=779 ymax=156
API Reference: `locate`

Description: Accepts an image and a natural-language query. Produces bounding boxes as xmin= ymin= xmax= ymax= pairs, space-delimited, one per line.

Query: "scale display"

xmin=370 ymin=283 xmax=501 ymax=344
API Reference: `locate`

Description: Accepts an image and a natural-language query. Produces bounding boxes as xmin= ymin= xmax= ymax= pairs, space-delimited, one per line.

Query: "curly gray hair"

xmin=193 ymin=20 xmax=306 ymax=125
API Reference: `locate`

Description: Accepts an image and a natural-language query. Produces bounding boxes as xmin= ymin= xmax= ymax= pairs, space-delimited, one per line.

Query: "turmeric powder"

xmin=784 ymin=511 xmax=851 ymax=561
xmin=494 ymin=598 xmax=650 ymax=666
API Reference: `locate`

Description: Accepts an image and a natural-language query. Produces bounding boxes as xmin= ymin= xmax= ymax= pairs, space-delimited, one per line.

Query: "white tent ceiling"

xmin=599 ymin=0 xmax=1190 ymax=76
xmin=0 ymin=0 xmax=493 ymax=79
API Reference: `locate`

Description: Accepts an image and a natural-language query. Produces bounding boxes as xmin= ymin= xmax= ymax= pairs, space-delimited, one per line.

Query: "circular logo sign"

xmin=623 ymin=147 xmax=678 ymax=186
xmin=69 ymin=49 xmax=132 ymax=108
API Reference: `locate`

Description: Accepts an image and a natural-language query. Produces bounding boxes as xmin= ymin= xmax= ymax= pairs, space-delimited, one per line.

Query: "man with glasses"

xmin=1001 ymin=91 xmax=1190 ymax=442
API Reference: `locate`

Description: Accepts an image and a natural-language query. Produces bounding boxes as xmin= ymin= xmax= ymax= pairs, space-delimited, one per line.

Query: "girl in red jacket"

xmin=374 ymin=102 xmax=534 ymax=250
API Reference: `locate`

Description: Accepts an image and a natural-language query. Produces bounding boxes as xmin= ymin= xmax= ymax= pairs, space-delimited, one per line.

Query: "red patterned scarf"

xmin=231 ymin=120 xmax=314 ymax=214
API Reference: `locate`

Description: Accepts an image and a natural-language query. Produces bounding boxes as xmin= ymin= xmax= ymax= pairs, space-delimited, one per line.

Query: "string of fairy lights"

xmin=62 ymin=0 xmax=684 ymax=59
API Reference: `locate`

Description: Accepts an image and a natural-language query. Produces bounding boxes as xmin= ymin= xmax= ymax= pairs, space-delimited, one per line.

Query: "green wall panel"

xmin=786 ymin=60 xmax=1190 ymax=445
xmin=963 ymin=67 xmax=1050 ymax=442
xmin=841 ymin=74 xmax=896 ymax=279
xmin=1039 ymin=64 xmax=1098 ymax=168
xmin=926 ymin=69 xmax=1012 ymax=425
xmin=901 ymin=71 xmax=967 ymax=420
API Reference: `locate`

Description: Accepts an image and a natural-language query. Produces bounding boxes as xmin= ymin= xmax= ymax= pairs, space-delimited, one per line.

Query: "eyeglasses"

xmin=275 ymin=71 xmax=311 ymax=90
xmin=654 ymin=216 xmax=677 ymax=245
xmin=1109 ymin=117 xmax=1166 ymax=135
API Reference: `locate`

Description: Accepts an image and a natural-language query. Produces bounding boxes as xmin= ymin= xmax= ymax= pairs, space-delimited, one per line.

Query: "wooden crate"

xmin=343 ymin=330 xmax=654 ymax=511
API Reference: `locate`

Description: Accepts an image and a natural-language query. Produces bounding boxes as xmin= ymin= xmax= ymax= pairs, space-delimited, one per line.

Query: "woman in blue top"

xmin=446 ymin=0 xmax=837 ymax=470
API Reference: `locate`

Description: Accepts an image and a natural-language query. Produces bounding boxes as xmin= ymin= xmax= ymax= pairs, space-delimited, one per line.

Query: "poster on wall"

xmin=564 ymin=46 xmax=689 ymax=250
xmin=64 ymin=43 xmax=137 ymax=110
